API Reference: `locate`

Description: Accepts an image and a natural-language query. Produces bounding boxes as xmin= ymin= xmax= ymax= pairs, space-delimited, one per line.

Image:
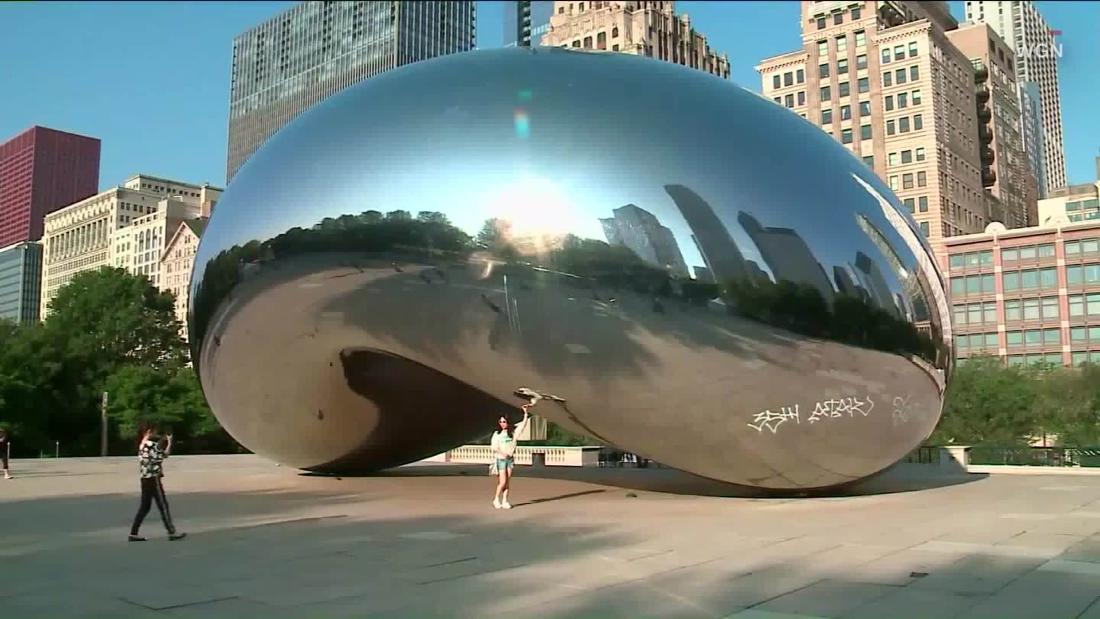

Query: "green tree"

xmin=932 ymin=356 xmax=1038 ymax=445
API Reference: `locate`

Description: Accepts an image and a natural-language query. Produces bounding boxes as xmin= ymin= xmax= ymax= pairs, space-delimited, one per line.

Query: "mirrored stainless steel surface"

xmin=190 ymin=48 xmax=953 ymax=491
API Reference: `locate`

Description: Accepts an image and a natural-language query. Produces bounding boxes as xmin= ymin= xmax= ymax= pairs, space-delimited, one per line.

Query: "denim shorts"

xmin=495 ymin=458 xmax=514 ymax=472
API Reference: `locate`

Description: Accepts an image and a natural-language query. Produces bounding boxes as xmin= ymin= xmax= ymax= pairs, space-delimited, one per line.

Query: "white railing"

xmin=425 ymin=445 xmax=603 ymax=467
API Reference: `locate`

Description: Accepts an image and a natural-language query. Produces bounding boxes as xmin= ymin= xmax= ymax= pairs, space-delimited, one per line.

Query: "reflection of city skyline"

xmin=665 ymin=184 xmax=750 ymax=286
xmin=738 ymin=211 xmax=835 ymax=303
xmin=599 ymin=204 xmax=689 ymax=277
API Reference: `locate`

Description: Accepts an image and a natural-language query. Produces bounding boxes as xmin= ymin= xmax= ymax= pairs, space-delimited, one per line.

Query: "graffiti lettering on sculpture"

xmin=747 ymin=396 xmax=875 ymax=434
xmin=892 ymin=395 xmax=912 ymax=426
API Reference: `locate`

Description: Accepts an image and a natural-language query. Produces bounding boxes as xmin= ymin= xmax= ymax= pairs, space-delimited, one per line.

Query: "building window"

xmin=839 ymin=81 xmax=850 ymax=97
xmin=796 ymin=68 xmax=805 ymax=83
xmin=883 ymin=71 xmax=892 ymax=86
xmin=908 ymin=41 xmax=918 ymax=57
xmin=901 ymin=150 xmax=913 ymax=164
xmin=894 ymin=45 xmax=904 ymax=59
xmin=885 ymin=95 xmax=894 ymax=111
xmin=898 ymin=92 xmax=908 ymax=108
xmin=819 ymin=63 xmax=830 ymax=78
xmin=1066 ymin=239 xmax=1100 ymax=255
xmin=852 ymin=7 xmax=862 ymax=20
xmin=1067 ymin=264 xmax=1100 ymax=285
xmin=612 ymin=26 xmax=619 ymax=37
xmin=583 ymin=36 xmax=592 ymax=48
xmin=863 ymin=155 xmax=874 ymax=168
xmin=842 ymin=128 xmax=853 ymax=144
xmin=785 ymin=93 xmax=794 ymax=107
xmin=888 ymin=152 xmax=899 ymax=166
xmin=773 ymin=96 xmax=782 ymax=104
xmin=833 ymin=12 xmax=843 ymax=25
xmin=820 ymin=85 xmax=831 ymax=101
xmin=882 ymin=48 xmax=891 ymax=64
xmin=612 ymin=43 xmax=619 ymax=51
xmin=889 ymin=175 xmax=899 ymax=190
xmin=838 ymin=58 xmax=849 ymax=75
xmin=859 ymin=100 xmax=871 ymax=116
xmin=903 ymin=197 xmax=915 ymax=212
xmin=895 ymin=68 xmax=907 ymax=84
xmin=919 ymin=196 xmax=928 ymax=212
xmin=916 ymin=147 xmax=926 ymax=161
xmin=917 ymin=171 xmax=927 ymax=187
xmin=856 ymin=54 xmax=867 ymax=69
xmin=910 ymin=65 xmax=920 ymax=80
xmin=854 ymin=30 xmax=866 ymax=47
xmin=857 ymin=77 xmax=869 ymax=93
xmin=817 ymin=16 xmax=826 ymax=29
xmin=903 ymin=173 xmax=914 ymax=189
xmin=914 ymin=114 xmax=923 ymax=130
xmin=920 ymin=221 xmax=930 ymax=237
xmin=836 ymin=35 xmax=847 ymax=54
xmin=784 ymin=71 xmax=793 ymax=86
xmin=1068 ymin=293 xmax=1100 ymax=317
xmin=817 ymin=40 xmax=828 ymax=56
xmin=887 ymin=120 xmax=896 ymax=135
xmin=597 ymin=31 xmax=607 ymax=49
xmin=860 ymin=124 xmax=872 ymax=139
xmin=899 ymin=117 xmax=910 ymax=133
xmin=840 ymin=104 xmax=851 ymax=120
xmin=822 ymin=108 xmax=833 ymax=124
xmin=797 ymin=91 xmax=806 ymax=105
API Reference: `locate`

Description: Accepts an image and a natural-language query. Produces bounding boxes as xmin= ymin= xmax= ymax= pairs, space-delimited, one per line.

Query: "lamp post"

xmin=100 ymin=391 xmax=109 ymax=457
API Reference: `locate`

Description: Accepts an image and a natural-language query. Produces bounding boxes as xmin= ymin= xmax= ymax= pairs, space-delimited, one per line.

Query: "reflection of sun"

xmin=485 ymin=175 xmax=585 ymax=256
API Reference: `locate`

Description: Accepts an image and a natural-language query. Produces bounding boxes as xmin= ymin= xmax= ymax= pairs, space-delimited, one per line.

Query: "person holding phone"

xmin=490 ymin=404 xmax=531 ymax=510
xmin=129 ymin=424 xmax=186 ymax=542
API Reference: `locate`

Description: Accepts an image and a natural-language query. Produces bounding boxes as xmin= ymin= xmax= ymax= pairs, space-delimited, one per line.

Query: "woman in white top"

xmin=490 ymin=404 xmax=531 ymax=509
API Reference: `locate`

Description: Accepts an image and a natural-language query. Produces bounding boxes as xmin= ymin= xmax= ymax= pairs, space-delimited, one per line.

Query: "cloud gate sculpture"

xmin=190 ymin=48 xmax=953 ymax=491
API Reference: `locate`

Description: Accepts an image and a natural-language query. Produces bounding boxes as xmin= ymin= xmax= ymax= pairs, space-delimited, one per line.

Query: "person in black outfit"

xmin=0 ymin=427 xmax=11 ymax=480
xmin=129 ymin=424 xmax=186 ymax=542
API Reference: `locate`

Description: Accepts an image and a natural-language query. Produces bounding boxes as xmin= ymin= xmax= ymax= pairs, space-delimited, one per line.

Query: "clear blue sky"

xmin=0 ymin=1 xmax=1095 ymax=190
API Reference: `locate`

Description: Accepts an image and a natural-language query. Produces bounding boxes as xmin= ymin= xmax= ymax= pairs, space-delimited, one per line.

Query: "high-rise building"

xmin=542 ymin=1 xmax=730 ymax=79
xmin=40 ymin=175 xmax=220 ymax=318
xmin=504 ymin=1 xmax=554 ymax=47
xmin=1018 ymin=81 xmax=1046 ymax=203
xmin=757 ymin=1 xmax=1029 ymax=262
xmin=1036 ymin=158 xmax=1100 ymax=226
xmin=965 ymin=1 xmax=1067 ymax=194
xmin=226 ymin=1 xmax=477 ymax=183
xmin=160 ymin=218 xmax=208 ymax=341
xmin=0 ymin=241 xmax=42 ymax=325
xmin=0 ymin=126 xmax=100 ymax=248
xmin=665 ymin=184 xmax=748 ymax=286
xmin=600 ymin=203 xmax=689 ymax=276
xmin=946 ymin=22 xmax=1030 ymax=230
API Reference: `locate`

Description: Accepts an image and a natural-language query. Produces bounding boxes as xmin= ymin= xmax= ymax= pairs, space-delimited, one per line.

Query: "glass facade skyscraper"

xmin=0 ymin=241 xmax=42 ymax=325
xmin=503 ymin=1 xmax=553 ymax=48
xmin=227 ymin=1 xmax=476 ymax=183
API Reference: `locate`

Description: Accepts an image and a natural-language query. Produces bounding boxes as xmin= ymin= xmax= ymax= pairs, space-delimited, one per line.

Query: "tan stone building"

xmin=756 ymin=1 xmax=1031 ymax=263
xmin=40 ymin=175 xmax=220 ymax=318
xmin=160 ymin=218 xmax=208 ymax=341
xmin=541 ymin=1 xmax=730 ymax=79
xmin=946 ymin=22 xmax=1030 ymax=230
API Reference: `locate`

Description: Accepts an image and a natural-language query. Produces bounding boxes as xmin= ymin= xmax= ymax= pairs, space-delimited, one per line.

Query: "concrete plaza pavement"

xmin=3 ymin=456 xmax=1100 ymax=618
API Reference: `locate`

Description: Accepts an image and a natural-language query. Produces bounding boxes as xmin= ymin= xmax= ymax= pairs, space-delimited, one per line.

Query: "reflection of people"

xmin=129 ymin=425 xmax=186 ymax=542
xmin=0 ymin=427 xmax=11 ymax=479
xmin=490 ymin=405 xmax=531 ymax=510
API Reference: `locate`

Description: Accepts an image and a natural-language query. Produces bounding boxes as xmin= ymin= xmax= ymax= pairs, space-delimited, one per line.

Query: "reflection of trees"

xmin=723 ymin=276 xmax=938 ymax=363
xmin=190 ymin=211 xmax=471 ymax=354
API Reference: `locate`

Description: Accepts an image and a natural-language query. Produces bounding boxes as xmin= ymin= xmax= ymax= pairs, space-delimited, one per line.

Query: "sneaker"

xmin=169 ymin=532 xmax=187 ymax=541
xmin=128 ymin=535 xmax=147 ymax=542
xmin=4 ymin=472 xmax=11 ymax=480
xmin=492 ymin=497 xmax=501 ymax=509
xmin=501 ymin=501 xmax=513 ymax=510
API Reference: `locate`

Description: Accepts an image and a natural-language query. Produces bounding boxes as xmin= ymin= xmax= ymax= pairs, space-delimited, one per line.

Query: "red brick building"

xmin=0 ymin=126 xmax=101 ymax=248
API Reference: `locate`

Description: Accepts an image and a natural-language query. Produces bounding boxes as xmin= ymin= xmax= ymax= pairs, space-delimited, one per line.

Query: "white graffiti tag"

xmin=747 ymin=405 xmax=800 ymax=434
xmin=807 ymin=396 xmax=875 ymax=424
xmin=892 ymin=395 xmax=912 ymax=426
